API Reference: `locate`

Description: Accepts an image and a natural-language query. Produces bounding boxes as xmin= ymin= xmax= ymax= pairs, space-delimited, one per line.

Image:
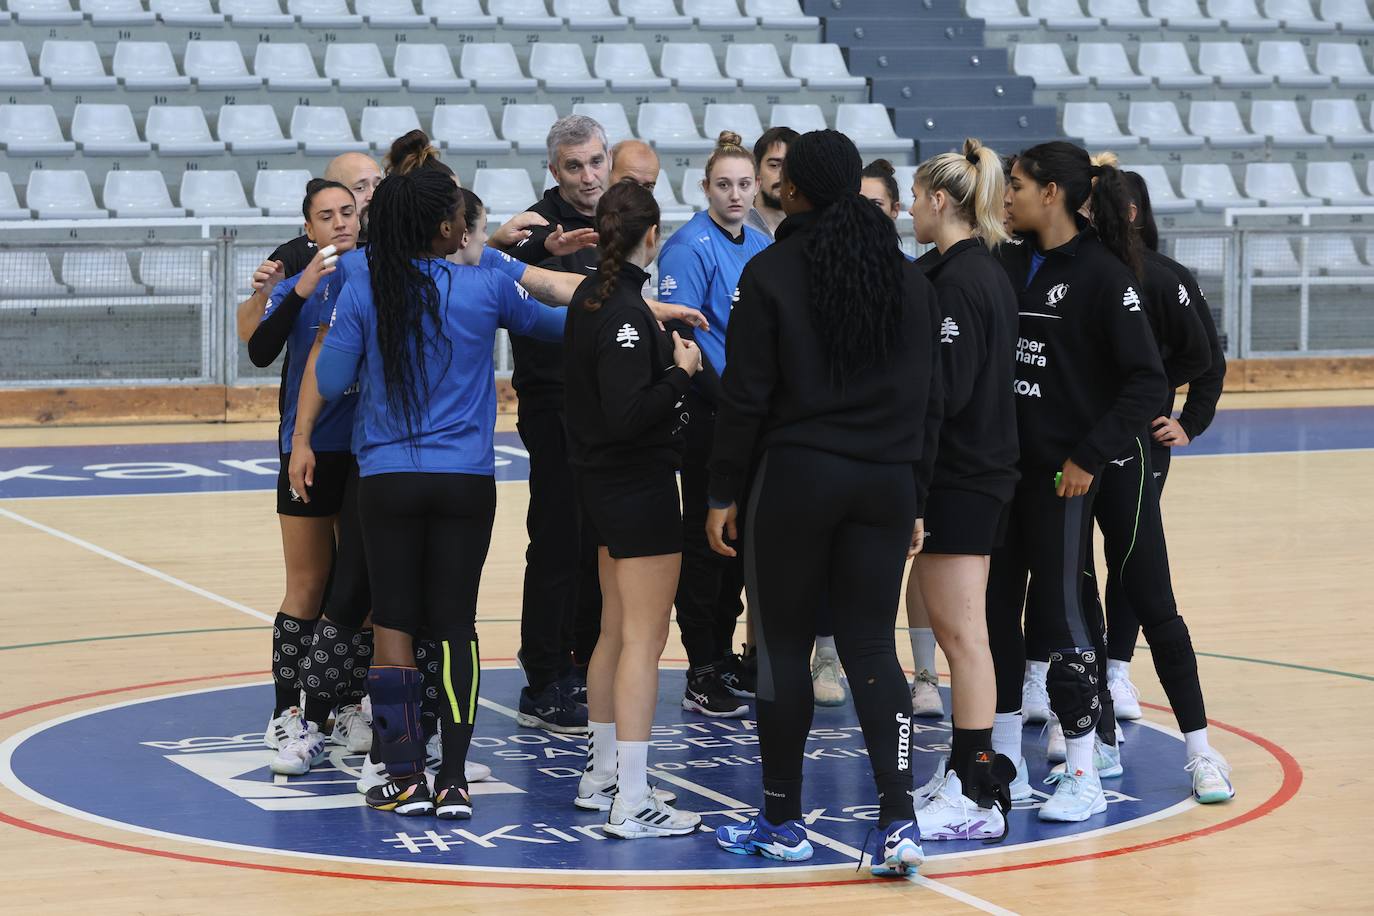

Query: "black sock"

xmin=435 ymin=637 xmax=480 ymax=785
xmin=271 ymin=612 xmax=312 ymax=715
xmin=951 ymin=727 xmax=995 ymax=802
xmin=762 ymin=776 xmax=803 ymax=825
xmin=304 ymin=696 xmax=333 ymax=730
xmin=438 ymin=720 xmax=474 ymax=789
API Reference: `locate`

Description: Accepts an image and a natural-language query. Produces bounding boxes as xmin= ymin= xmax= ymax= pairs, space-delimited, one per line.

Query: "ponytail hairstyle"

xmin=1121 ymin=170 xmax=1159 ymax=252
xmin=460 ymin=186 xmax=485 ymax=231
xmin=705 ymin=130 xmax=756 ymax=179
xmin=386 ymin=129 xmax=456 ymax=181
xmin=584 ymin=179 xmax=660 ymax=311
xmin=913 ymin=138 xmax=1009 ymax=248
xmin=301 ymin=177 xmax=351 ymax=221
xmin=860 ymin=158 xmax=901 ymax=211
xmin=1016 ymin=140 xmax=1141 ymax=278
xmin=365 ymin=169 xmax=463 ymax=446
xmin=785 ymin=129 xmax=904 ymax=386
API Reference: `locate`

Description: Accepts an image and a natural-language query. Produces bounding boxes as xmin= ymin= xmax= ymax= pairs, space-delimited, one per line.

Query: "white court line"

xmin=0 ymin=505 xmax=272 ymax=623
xmin=910 ymin=875 xmax=1020 ymax=915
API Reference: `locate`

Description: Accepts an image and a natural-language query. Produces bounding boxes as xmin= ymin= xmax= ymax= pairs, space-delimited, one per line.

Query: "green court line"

xmin=1137 ymin=644 xmax=1374 ymax=683
xmin=0 ymin=620 xmax=528 ymax=652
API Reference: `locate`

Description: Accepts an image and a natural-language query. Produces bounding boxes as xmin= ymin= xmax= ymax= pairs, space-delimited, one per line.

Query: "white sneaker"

xmin=912 ymin=756 xmax=947 ymax=811
xmin=574 ymin=774 xmax=677 ymax=812
xmin=604 ymin=791 xmax=700 ymax=838
xmin=1009 ymin=755 xmax=1032 ymax=801
xmin=910 ymin=670 xmax=944 ymax=718
xmin=1038 ymin=768 xmax=1107 ymax=822
xmin=1186 ymin=750 xmax=1235 ymax=804
xmin=1051 ymin=735 xmax=1123 ymax=779
xmin=270 ymin=722 xmax=327 ymax=776
xmin=331 ymin=704 xmax=372 ymax=754
xmin=356 ymin=758 xmax=387 ymax=794
xmin=811 ymin=648 xmax=846 ymax=707
xmin=1045 ymin=715 xmax=1066 ymax=763
xmin=264 ymin=706 xmax=307 ymax=750
xmin=1022 ymin=668 xmax=1051 ymax=724
xmin=424 ymin=732 xmax=492 ymax=782
xmin=1108 ymin=668 xmax=1142 ymax=720
xmin=916 ymin=771 xmax=1007 ymax=841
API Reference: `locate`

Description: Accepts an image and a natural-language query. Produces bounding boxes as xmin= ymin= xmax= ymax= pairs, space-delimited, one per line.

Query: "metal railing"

xmin=2 ymin=215 xmax=1372 ymax=388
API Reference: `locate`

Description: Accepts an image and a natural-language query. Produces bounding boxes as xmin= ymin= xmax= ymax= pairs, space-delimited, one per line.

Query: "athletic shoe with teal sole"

xmin=717 ymin=817 xmax=813 ymax=861
xmin=870 ymin=820 xmax=924 ymax=876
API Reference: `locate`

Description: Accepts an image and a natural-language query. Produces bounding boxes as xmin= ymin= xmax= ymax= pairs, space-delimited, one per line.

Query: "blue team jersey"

xmin=655 ymin=211 xmax=770 ymax=374
xmin=264 ymin=270 xmax=357 ymax=454
xmin=322 ymin=260 xmax=562 ymax=477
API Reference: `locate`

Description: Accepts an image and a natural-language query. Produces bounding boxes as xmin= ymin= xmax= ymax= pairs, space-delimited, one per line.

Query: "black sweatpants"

xmin=516 ymin=408 xmax=602 ymax=692
xmin=987 ymin=473 xmax=1104 ymax=740
xmin=745 ymin=446 xmax=916 ymax=826
xmin=676 ymin=391 xmax=746 ymax=671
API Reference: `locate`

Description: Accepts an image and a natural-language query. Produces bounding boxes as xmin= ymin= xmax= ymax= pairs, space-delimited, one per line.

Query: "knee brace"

xmin=298 ymin=619 xmax=359 ymax=702
xmin=366 ymin=666 xmax=425 ymax=778
xmin=1047 ymin=648 xmax=1101 ymax=739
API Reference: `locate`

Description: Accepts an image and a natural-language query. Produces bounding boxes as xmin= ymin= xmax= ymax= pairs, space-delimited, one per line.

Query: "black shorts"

xmin=577 ymin=465 xmax=683 ymax=559
xmin=922 ymin=488 xmax=1010 ymax=556
xmin=277 ymin=449 xmax=354 ymax=517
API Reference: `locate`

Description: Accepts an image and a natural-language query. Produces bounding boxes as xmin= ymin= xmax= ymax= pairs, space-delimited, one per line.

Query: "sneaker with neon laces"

xmin=910 ymin=669 xmax=943 ymax=718
xmin=870 ymin=820 xmax=924 ymax=876
xmin=434 ymin=781 xmax=472 ymax=820
xmin=270 ymin=722 xmax=327 ymax=776
xmin=424 ymin=732 xmax=492 ymax=783
xmin=356 ymin=758 xmax=387 ymax=794
xmin=912 ymin=756 xmax=948 ymax=811
xmin=1045 ymin=715 xmax=1066 ymax=763
xmin=811 ymin=647 xmax=847 ymax=707
xmin=604 ymin=791 xmax=700 ymax=839
xmin=574 ymin=773 xmax=677 ymax=812
xmin=1022 ymin=668 xmax=1051 ymax=724
xmin=264 ymin=706 xmax=307 ymax=750
xmin=1051 ymin=735 xmax=1123 ymax=779
xmin=1186 ymin=751 xmax=1235 ymax=804
xmin=517 ymin=682 xmax=589 ymax=734
xmin=1108 ymin=668 xmax=1142 ymax=720
xmin=331 ymin=703 xmax=372 ymax=754
xmin=1038 ymin=768 xmax=1107 ymax=822
xmin=683 ymin=671 xmax=749 ymax=718
xmin=365 ymin=774 xmax=434 ymax=816
xmin=1009 ymin=755 xmax=1032 ymax=801
xmin=916 ymin=770 xmax=1007 ymax=841
xmin=717 ymin=816 xmax=813 ymax=861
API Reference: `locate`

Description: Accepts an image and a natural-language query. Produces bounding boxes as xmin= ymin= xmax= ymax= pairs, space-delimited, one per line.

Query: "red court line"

xmin=0 ymin=676 xmax=1301 ymax=892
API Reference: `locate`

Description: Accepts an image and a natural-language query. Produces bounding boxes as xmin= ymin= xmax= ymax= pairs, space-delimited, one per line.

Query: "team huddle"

xmin=235 ymin=112 xmax=1232 ymax=878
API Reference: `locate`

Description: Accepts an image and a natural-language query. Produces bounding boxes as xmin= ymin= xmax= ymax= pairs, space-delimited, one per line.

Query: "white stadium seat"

xmin=324 ymin=43 xmax=402 ymax=91
xmin=680 ymin=167 xmax=707 ymax=210
xmin=432 ymin=104 xmax=511 ymax=154
xmin=0 ymin=42 xmax=45 ymax=91
xmin=13 ymin=0 xmax=83 ymax=23
xmin=1263 ymin=0 xmax=1334 ymax=32
xmin=788 ymin=43 xmax=865 ymax=91
xmin=179 ymin=169 xmax=261 ymax=217
xmin=660 ymin=43 xmax=737 ymax=91
xmin=1304 ymin=161 xmax=1374 ymax=206
xmin=290 ymin=105 xmax=370 ymax=155
xmin=82 ymin=0 xmax=157 ymax=25
xmin=1013 ymin=43 xmax=1090 ymax=89
xmin=27 ymin=169 xmax=109 ymax=219
xmin=1147 ymin=0 xmax=1219 ymax=28
xmin=139 ymin=247 xmax=207 ymax=293
xmin=1309 ymin=98 xmax=1374 ymax=148
xmin=287 ymin=0 xmax=363 ymax=27
xmin=553 ymin=0 xmax=628 ymax=30
xmin=0 ymin=251 xmax=69 ymax=292
xmin=638 ymin=101 xmax=714 ymax=152
xmin=145 ymin=105 xmax=226 ymax=155
xmin=1197 ymin=42 xmax=1271 ymax=89
xmin=573 ymin=102 xmax=635 ymax=144
xmin=150 ymin=0 xmax=221 ymax=25
xmin=747 ymin=0 xmax=819 ymax=28
xmin=255 ymin=43 xmax=332 ymax=91
xmin=359 ymin=105 xmax=422 ymax=147
xmin=501 ymin=103 xmax=559 ymax=152
xmin=218 ymin=104 xmax=298 ymax=154
xmin=460 ymin=43 xmax=538 ymax=91
xmin=62 ymin=250 xmax=149 ymax=295
xmin=1087 ymin=0 xmax=1159 ymax=28
xmin=1244 ymin=162 xmax=1323 ymax=206
xmin=618 ymin=0 xmax=691 ymax=28
xmin=221 ymin=0 xmax=292 ymax=24
xmin=1181 ymin=163 xmax=1258 ymax=211
xmin=683 ymin=0 xmax=755 ymax=30
xmin=1248 ymin=100 xmax=1325 ymax=148
xmin=1304 ymin=236 xmax=1374 ymax=274
xmin=965 ymin=0 xmax=1038 ymax=28
xmin=1076 ymin=43 xmax=1150 ymax=89
xmin=1249 ymin=236 xmax=1300 ymax=275
xmin=184 ymin=40 xmax=261 ymax=89
xmin=1208 ymin=0 xmax=1280 ymax=30
xmin=1128 ymin=101 xmax=1204 ymax=150
xmin=836 ymin=103 xmax=912 ymax=154
xmin=703 ymin=102 xmax=764 ymax=150
xmin=1027 ymin=0 xmax=1099 ymax=29
xmin=39 ymin=40 xmax=117 ymax=89
xmin=1257 ymin=41 xmax=1330 ymax=89
xmin=1125 ymin=163 xmax=1197 ymax=213
xmin=112 ymin=40 xmax=189 ymax=90
xmin=529 ymin=43 xmax=606 ymax=91
xmin=1136 ymin=42 xmax=1211 ymax=89
xmin=769 ymin=103 xmax=826 ymax=133
xmin=393 ymin=44 xmax=470 ymax=92
xmin=71 ymin=103 xmax=152 ymax=155
xmin=725 ymin=44 xmax=801 ymax=90
xmin=0 ymin=174 xmax=30 ymax=219
xmin=103 ymin=170 xmax=185 ymax=218
xmin=489 ymin=0 xmax=562 ymax=27
xmin=593 ymin=43 xmax=670 ymax=91
xmin=356 ymin=0 xmax=427 ymax=26
xmin=1187 ymin=100 xmax=1264 ymax=148
xmin=472 ymin=168 xmax=538 ymax=212
xmin=424 ymin=0 xmax=497 ymax=26
xmin=1318 ymin=0 xmax=1374 ymax=31
xmin=253 ymin=168 xmax=315 ymax=216
xmin=0 ymin=104 xmax=76 ymax=155
xmin=653 ymin=168 xmax=694 ymax=217
xmin=1315 ymin=43 xmax=1374 ymax=88
xmin=1063 ymin=102 xmax=1140 ymax=148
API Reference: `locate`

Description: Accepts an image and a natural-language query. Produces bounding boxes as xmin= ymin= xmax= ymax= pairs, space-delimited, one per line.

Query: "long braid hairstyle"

xmin=365 ymin=169 xmax=464 ymax=445
xmin=1016 ymin=140 xmax=1142 ymax=278
xmin=785 ymin=129 xmax=905 ymax=386
xmin=583 ymin=179 xmax=660 ymax=311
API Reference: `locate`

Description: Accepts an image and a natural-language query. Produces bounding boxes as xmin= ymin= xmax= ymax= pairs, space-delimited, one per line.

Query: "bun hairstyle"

xmin=860 ymin=158 xmax=901 ymax=209
xmin=386 ymin=129 xmax=455 ymax=180
xmin=584 ymin=179 xmax=660 ymax=312
xmin=302 ymin=177 xmax=352 ymax=221
xmin=1015 ymin=140 xmax=1141 ymax=278
xmin=913 ymin=138 xmax=1009 ymax=248
xmin=705 ymin=130 xmax=756 ymax=179
xmin=1090 ymin=150 xmax=1120 ymax=170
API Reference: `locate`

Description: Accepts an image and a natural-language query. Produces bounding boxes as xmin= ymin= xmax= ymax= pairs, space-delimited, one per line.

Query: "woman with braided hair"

xmin=563 ymin=179 xmax=704 ymax=839
xmin=315 ymin=168 xmax=568 ymax=819
xmin=705 ymin=130 xmax=943 ymax=876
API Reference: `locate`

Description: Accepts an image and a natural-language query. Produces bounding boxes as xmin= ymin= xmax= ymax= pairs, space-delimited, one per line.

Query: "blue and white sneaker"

xmin=717 ymin=816 xmax=813 ymax=861
xmin=1038 ymin=768 xmax=1107 ymax=822
xmin=870 ymin=820 xmax=924 ymax=876
xmin=1050 ymin=735 xmax=1124 ymax=779
xmin=1186 ymin=750 xmax=1235 ymax=804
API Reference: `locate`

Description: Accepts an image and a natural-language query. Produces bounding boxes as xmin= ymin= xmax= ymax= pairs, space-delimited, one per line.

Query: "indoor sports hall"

xmin=2 ymin=0 xmax=1373 ymax=911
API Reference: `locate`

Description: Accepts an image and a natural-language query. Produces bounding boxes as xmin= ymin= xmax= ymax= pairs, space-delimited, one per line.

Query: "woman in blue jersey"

xmin=245 ymin=179 xmax=369 ymax=776
xmin=316 ymin=168 xmax=567 ymax=819
xmin=656 ymin=131 xmax=770 ymax=719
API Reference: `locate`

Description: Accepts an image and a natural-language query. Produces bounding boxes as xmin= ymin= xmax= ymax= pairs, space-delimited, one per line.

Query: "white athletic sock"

xmin=616 ymin=740 xmax=650 ymax=807
xmin=1065 ymin=733 xmax=1097 ymax=776
xmin=992 ymin=711 xmax=1023 ymax=762
xmin=1107 ymin=659 xmax=1131 ymax=679
xmin=588 ymin=720 xmax=616 ymax=782
xmin=908 ymin=628 xmax=937 ymax=675
xmin=1026 ymin=659 xmax=1049 ymax=682
xmin=815 ymin=634 xmax=837 ymax=655
xmin=1183 ymin=728 xmax=1212 ymax=759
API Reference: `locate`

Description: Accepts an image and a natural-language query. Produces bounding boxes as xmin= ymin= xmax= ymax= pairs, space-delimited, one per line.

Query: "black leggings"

xmin=321 ymin=464 xmax=371 ymax=629
xmin=745 ymin=446 xmax=916 ymax=826
xmin=1105 ymin=440 xmax=1174 ymax=661
xmin=987 ymin=473 xmax=1104 ymax=740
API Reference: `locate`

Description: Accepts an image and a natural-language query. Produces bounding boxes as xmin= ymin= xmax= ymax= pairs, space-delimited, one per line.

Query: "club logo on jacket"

xmin=730 ymin=286 xmax=740 ymax=306
xmin=1177 ymin=284 xmax=1190 ymax=307
xmin=616 ymin=323 xmax=640 ymax=348
xmin=1046 ymin=283 xmax=1069 ymax=307
xmin=1123 ymin=287 xmax=1142 ymax=311
xmin=939 ymin=317 xmax=960 ymax=344
xmin=659 ymin=275 xmax=677 ymax=297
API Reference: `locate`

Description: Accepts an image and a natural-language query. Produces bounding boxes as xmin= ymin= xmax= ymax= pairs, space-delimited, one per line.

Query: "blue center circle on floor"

xmin=1 ymin=668 xmax=1193 ymax=874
